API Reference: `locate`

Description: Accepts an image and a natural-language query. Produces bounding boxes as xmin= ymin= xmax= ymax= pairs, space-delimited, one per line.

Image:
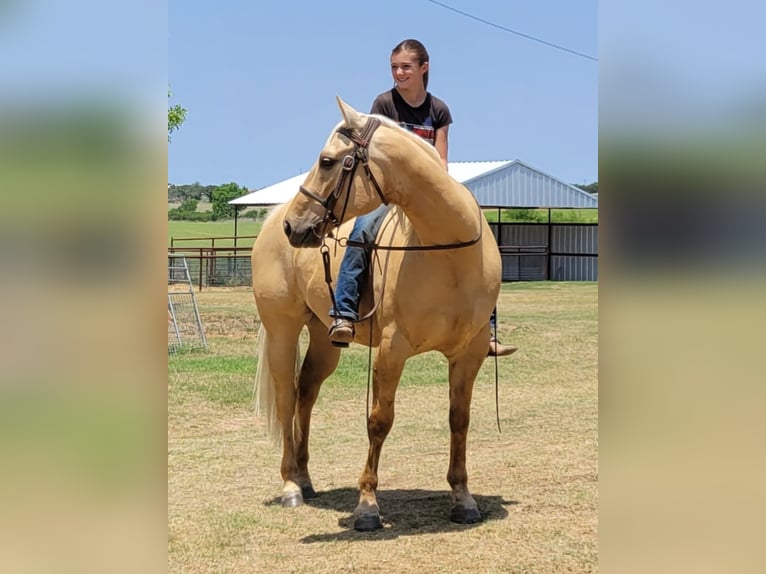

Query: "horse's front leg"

xmin=446 ymin=335 xmax=487 ymax=524
xmin=353 ymin=339 xmax=406 ymax=531
xmin=293 ymin=316 xmax=342 ymax=500
xmin=259 ymin=315 xmax=308 ymax=508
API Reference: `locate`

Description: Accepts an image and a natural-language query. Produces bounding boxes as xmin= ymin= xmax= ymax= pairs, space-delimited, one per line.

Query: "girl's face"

xmin=390 ymin=50 xmax=428 ymax=91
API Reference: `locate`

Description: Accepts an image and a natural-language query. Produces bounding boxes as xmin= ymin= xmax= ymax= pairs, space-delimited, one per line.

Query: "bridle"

xmin=298 ymin=117 xmax=387 ymax=228
xmin=297 ymin=116 xmax=482 ymax=252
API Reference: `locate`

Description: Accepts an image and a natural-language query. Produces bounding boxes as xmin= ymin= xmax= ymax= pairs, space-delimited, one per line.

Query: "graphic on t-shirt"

xmin=400 ymin=121 xmax=435 ymax=146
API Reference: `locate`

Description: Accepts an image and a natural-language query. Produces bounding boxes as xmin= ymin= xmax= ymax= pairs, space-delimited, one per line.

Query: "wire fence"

xmin=168 ymin=222 xmax=598 ymax=291
xmin=168 ymin=247 xmax=253 ymax=290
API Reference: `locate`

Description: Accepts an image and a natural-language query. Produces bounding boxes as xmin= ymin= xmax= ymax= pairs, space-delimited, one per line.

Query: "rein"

xmin=347 ymin=237 xmax=479 ymax=250
xmin=342 ymin=200 xmax=483 ymax=252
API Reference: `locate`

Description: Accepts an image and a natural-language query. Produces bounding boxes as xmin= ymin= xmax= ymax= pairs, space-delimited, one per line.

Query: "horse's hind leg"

xmin=446 ymin=336 xmax=487 ymax=524
xmin=293 ymin=315 xmax=341 ymax=499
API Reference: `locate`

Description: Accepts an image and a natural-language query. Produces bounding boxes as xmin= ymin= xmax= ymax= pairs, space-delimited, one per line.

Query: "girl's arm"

xmin=434 ymin=125 xmax=449 ymax=171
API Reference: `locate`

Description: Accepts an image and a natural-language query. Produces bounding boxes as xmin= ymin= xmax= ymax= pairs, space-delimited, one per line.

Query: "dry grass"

xmin=168 ymin=282 xmax=598 ymax=573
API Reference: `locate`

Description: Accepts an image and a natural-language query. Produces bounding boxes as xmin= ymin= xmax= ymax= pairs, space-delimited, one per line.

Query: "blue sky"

xmin=169 ymin=0 xmax=598 ymax=189
xmin=2 ymin=0 xmax=762 ymax=192
xmin=1 ymin=0 xmax=165 ymax=100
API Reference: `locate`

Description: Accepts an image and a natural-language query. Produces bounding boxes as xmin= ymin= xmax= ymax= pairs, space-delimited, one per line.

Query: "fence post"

xmin=199 ymin=249 xmax=204 ymax=292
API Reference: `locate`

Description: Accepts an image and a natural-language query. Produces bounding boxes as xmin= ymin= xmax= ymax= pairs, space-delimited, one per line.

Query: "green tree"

xmin=168 ymin=89 xmax=187 ymax=141
xmin=575 ymin=181 xmax=598 ymax=195
xmin=212 ymin=182 xmax=247 ymax=220
xmin=178 ymin=198 xmax=199 ymax=213
xmin=167 ymin=182 xmax=217 ymax=202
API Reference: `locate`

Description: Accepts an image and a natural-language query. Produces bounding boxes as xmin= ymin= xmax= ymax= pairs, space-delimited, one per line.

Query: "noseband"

xmin=298 ymin=117 xmax=388 ymax=227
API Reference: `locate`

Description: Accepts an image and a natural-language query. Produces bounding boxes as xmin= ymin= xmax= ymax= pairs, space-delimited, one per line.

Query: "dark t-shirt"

xmin=370 ymin=88 xmax=453 ymax=146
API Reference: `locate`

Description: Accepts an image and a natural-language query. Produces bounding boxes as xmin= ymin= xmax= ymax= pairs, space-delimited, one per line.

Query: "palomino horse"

xmin=252 ymin=97 xmax=501 ymax=531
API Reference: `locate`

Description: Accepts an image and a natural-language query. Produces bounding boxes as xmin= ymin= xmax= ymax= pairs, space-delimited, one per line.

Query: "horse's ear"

xmin=336 ymin=96 xmax=364 ymax=128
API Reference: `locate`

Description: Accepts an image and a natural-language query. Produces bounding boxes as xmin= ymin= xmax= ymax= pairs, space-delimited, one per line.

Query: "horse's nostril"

xmin=283 ymin=220 xmax=292 ymax=237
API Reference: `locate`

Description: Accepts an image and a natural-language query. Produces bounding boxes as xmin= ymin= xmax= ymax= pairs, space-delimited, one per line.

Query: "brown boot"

xmin=488 ymin=337 xmax=517 ymax=357
xmin=328 ymin=318 xmax=355 ymax=347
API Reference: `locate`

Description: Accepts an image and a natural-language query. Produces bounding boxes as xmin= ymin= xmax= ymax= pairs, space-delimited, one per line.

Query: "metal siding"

xmin=494 ymin=223 xmax=598 ymax=282
xmin=501 ymin=255 xmax=546 ymax=281
xmin=551 ymin=225 xmax=598 ymax=255
xmin=550 ymin=255 xmax=599 ymax=281
xmin=499 ymin=224 xmax=546 ymax=247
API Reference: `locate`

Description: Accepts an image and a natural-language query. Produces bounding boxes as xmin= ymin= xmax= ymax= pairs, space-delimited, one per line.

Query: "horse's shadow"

xmin=266 ymin=487 xmax=517 ymax=543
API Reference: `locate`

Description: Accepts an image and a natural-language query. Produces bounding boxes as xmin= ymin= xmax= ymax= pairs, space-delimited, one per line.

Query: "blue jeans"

xmin=331 ymin=205 xmax=390 ymax=321
xmin=489 ymin=307 xmax=498 ymax=332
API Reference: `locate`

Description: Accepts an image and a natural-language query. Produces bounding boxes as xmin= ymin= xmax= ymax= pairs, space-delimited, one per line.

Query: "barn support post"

xmin=546 ymin=209 xmax=552 ymax=280
xmin=233 ymin=205 xmax=242 ymax=280
xmin=496 ymin=207 xmax=502 ymax=280
xmin=234 ymin=205 xmax=240 ymax=248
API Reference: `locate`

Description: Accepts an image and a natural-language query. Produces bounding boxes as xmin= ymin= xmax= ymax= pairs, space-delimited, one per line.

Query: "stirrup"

xmin=329 ymin=318 xmax=355 ymax=348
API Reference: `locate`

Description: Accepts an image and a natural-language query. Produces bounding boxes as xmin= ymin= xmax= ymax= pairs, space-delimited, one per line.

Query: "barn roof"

xmin=230 ymin=159 xmax=597 ymax=209
xmin=465 ymin=159 xmax=598 ymax=209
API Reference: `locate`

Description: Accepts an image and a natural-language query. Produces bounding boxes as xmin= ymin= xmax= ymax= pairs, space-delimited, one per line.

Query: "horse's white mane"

xmin=370 ymin=114 xmax=443 ymax=164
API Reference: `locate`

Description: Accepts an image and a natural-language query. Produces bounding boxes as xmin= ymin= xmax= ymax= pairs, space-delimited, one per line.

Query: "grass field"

xmin=483 ymin=208 xmax=598 ymax=224
xmin=168 ymin=220 xmax=264 ymax=247
xmin=168 ymin=282 xmax=598 ymax=573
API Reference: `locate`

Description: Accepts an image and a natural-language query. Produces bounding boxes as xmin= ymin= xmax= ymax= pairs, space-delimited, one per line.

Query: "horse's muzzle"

xmin=283 ymin=218 xmax=322 ymax=248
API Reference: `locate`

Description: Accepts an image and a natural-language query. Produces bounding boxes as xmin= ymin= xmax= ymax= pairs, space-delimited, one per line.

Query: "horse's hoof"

xmin=301 ymin=485 xmax=318 ymax=499
xmin=450 ymin=504 xmax=484 ymax=524
xmin=281 ymin=491 xmax=304 ymax=508
xmin=353 ymin=512 xmax=383 ymax=531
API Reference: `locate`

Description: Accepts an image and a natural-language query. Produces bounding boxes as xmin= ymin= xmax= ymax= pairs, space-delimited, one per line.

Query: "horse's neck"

xmin=393 ymin=165 xmax=480 ymax=245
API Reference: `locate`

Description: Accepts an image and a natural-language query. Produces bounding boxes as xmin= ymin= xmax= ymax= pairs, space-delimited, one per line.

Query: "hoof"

xmin=450 ymin=504 xmax=484 ymax=524
xmin=281 ymin=491 xmax=304 ymax=508
xmin=353 ymin=513 xmax=383 ymax=531
xmin=301 ymin=485 xmax=318 ymax=499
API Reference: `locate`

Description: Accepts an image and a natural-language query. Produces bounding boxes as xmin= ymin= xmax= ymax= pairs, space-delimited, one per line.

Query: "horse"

xmin=251 ymin=96 xmax=502 ymax=531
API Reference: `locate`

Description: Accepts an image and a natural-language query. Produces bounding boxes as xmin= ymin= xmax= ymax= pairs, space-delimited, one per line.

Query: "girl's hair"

xmin=392 ymin=39 xmax=430 ymax=90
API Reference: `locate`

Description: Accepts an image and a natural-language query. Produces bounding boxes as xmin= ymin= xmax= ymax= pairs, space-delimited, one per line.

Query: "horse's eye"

xmin=320 ymin=156 xmax=336 ymax=168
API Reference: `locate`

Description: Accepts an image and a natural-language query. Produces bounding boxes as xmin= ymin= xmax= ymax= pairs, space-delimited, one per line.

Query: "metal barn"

xmin=463 ymin=160 xmax=598 ymax=281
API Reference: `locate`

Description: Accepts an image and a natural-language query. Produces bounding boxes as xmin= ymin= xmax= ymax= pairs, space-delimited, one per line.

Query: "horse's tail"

xmin=253 ymin=322 xmax=302 ymax=447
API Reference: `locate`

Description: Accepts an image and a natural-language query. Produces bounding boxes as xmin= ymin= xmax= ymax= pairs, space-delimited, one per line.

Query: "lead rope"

xmin=320 ymin=244 xmax=340 ymax=319
xmin=366 ymin=311 xmax=374 ymax=430
xmin=364 ymin=248 xmax=379 ymax=430
xmin=361 ymin=242 xmax=380 ymax=431
xmin=319 ymin=233 xmax=374 ymax=432
xmin=492 ymin=319 xmax=502 ymax=433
